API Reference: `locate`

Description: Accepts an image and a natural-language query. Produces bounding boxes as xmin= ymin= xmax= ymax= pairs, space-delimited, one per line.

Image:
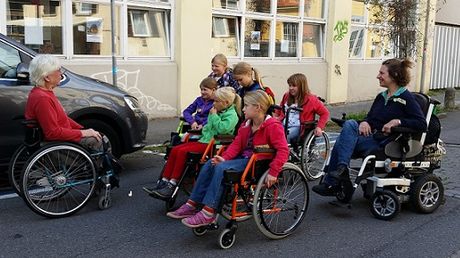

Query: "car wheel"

xmin=79 ymin=119 xmax=122 ymax=158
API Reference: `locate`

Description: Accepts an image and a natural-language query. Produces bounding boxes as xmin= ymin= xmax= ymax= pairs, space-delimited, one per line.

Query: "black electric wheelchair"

xmin=274 ymin=104 xmax=331 ymax=181
xmin=190 ymin=148 xmax=309 ymax=249
xmin=324 ymin=92 xmax=446 ymax=220
xmin=8 ymin=118 xmax=120 ymax=218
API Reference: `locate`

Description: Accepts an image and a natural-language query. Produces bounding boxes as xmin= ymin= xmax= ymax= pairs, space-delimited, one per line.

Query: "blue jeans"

xmin=324 ymin=120 xmax=381 ymax=186
xmin=287 ymin=126 xmax=301 ymax=145
xmin=189 ymin=158 xmax=249 ymax=209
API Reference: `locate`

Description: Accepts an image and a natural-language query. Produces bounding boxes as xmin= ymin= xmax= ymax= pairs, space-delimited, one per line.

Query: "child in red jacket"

xmin=275 ymin=73 xmax=330 ymax=144
xmin=166 ymin=90 xmax=289 ymax=228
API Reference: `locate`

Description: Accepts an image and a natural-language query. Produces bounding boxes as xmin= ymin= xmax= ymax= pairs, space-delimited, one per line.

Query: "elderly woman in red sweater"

xmin=25 ymin=54 xmax=102 ymax=150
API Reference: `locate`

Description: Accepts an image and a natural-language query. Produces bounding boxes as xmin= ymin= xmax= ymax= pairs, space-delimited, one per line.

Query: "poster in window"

xmin=250 ymin=31 xmax=260 ymax=50
xmin=86 ymin=18 xmax=103 ymax=43
xmin=281 ymin=39 xmax=289 ymax=53
xmin=25 ymin=17 xmax=44 ymax=45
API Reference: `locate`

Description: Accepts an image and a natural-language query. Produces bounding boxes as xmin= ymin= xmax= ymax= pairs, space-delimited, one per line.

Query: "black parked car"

xmin=0 ymin=33 xmax=148 ymax=173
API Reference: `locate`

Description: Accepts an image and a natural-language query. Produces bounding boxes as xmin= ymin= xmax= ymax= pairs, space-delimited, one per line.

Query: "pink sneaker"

xmin=166 ymin=204 xmax=198 ymax=219
xmin=181 ymin=211 xmax=216 ymax=228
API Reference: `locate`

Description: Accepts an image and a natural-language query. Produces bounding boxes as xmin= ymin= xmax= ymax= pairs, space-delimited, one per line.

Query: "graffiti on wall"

xmin=333 ymin=20 xmax=349 ymax=42
xmin=91 ymin=69 xmax=177 ymax=116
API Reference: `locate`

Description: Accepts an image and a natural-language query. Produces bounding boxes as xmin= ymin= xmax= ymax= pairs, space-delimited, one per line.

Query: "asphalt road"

xmin=1 ymin=107 xmax=459 ymax=257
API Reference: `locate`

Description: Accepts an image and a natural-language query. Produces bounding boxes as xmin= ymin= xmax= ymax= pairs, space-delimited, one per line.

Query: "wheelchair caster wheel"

xmin=218 ymin=228 xmax=236 ymax=249
xmin=370 ymin=190 xmax=400 ymax=221
xmin=98 ymin=195 xmax=112 ymax=210
xmin=165 ymin=197 xmax=176 ymax=212
xmin=192 ymin=227 xmax=208 ymax=237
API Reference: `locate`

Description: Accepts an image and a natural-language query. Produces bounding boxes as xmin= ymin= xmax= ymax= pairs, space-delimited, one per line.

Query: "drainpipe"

xmin=420 ymin=0 xmax=431 ymax=93
xmin=110 ymin=0 xmax=117 ymax=87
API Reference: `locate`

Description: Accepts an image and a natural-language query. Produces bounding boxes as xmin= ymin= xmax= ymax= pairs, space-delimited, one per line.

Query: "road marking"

xmin=0 ymin=192 xmax=19 ymax=200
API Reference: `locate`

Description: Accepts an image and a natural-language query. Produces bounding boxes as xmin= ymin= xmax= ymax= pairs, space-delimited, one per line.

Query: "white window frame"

xmin=129 ymin=9 xmax=151 ymax=37
xmin=212 ymin=16 xmax=230 ymax=37
xmin=349 ymin=0 xmax=388 ymax=60
xmin=212 ymin=0 xmax=327 ymax=61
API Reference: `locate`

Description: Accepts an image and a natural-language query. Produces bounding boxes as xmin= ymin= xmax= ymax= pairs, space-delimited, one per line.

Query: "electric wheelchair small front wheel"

xmin=370 ymin=190 xmax=400 ymax=221
xmin=335 ymin=179 xmax=354 ymax=204
xmin=218 ymin=228 xmax=236 ymax=249
xmin=410 ymin=174 xmax=444 ymax=214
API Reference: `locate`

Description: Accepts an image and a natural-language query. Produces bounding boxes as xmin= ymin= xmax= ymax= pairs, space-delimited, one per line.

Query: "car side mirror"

xmin=16 ymin=62 xmax=29 ymax=81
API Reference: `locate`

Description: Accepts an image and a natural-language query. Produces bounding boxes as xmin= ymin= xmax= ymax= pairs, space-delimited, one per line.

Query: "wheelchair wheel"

xmin=165 ymin=196 xmax=177 ymax=212
xmin=193 ymin=226 xmax=208 ymax=237
xmin=370 ymin=190 xmax=400 ymax=221
xmin=21 ymin=143 xmax=97 ymax=218
xmin=253 ymin=163 xmax=309 ymax=239
xmin=300 ymin=131 xmax=330 ymax=180
xmin=218 ymin=228 xmax=236 ymax=249
xmin=335 ymin=180 xmax=354 ymax=203
xmin=8 ymin=144 xmax=34 ymax=195
xmin=410 ymin=174 xmax=444 ymax=214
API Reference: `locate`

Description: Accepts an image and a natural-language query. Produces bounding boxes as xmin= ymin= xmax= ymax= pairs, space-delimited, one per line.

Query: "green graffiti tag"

xmin=333 ymin=20 xmax=349 ymax=42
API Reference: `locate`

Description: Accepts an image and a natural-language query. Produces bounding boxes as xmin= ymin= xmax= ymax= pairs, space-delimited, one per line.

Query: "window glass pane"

xmin=277 ymin=0 xmax=299 ymax=16
xmin=244 ymin=19 xmax=270 ymax=57
xmin=302 ymin=23 xmax=321 ymax=57
xmin=6 ymin=0 xmax=63 ymax=54
xmin=0 ymin=41 xmax=21 ymax=78
xmin=72 ymin=1 xmax=120 ymax=55
xmin=213 ymin=0 xmax=239 ymax=10
xmin=127 ymin=8 xmax=170 ymax=56
xmin=275 ymin=21 xmax=297 ymax=57
xmin=246 ymin=0 xmax=271 ymax=13
xmin=304 ymin=0 xmax=323 ymax=19
xmin=351 ymin=0 xmax=365 ymax=23
xmin=348 ymin=27 xmax=364 ymax=58
xmin=211 ymin=16 xmax=239 ymax=57
xmin=366 ymin=28 xmax=383 ymax=58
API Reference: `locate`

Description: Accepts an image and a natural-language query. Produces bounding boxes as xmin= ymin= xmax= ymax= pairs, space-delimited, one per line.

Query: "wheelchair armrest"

xmin=187 ymin=129 xmax=202 ymax=135
xmin=214 ymin=134 xmax=234 ymax=144
xmin=390 ymin=126 xmax=419 ymax=134
xmin=179 ymin=116 xmax=186 ymax=121
xmin=22 ymin=119 xmax=40 ymax=128
xmin=254 ymin=147 xmax=276 ymax=154
xmin=331 ymin=117 xmax=345 ymax=127
xmin=271 ymin=104 xmax=282 ymax=111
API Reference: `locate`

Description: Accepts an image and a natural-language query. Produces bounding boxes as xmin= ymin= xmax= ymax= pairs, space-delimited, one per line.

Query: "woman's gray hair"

xmin=29 ymin=54 xmax=61 ymax=86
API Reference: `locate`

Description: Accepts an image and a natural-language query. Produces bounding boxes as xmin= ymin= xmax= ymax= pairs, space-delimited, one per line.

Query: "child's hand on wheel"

xmin=265 ymin=174 xmax=277 ymax=188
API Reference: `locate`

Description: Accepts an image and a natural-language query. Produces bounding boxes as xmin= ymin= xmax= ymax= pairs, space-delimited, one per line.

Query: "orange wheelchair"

xmin=191 ymin=148 xmax=309 ymax=249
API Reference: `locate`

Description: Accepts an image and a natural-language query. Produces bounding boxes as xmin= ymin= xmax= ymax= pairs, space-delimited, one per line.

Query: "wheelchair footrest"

xmin=367 ymin=176 xmax=411 ymax=188
xmin=224 ymin=169 xmax=242 ymax=183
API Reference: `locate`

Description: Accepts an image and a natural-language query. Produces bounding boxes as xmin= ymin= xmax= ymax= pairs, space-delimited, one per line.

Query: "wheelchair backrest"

xmin=23 ymin=119 xmax=43 ymax=147
xmin=384 ymin=92 xmax=441 ymax=159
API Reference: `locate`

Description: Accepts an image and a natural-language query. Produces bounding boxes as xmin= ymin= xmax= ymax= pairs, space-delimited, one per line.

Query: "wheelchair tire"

xmin=8 ymin=144 xmax=34 ymax=195
xmin=370 ymin=190 xmax=400 ymax=220
xmin=335 ymin=179 xmax=354 ymax=203
xmin=192 ymin=227 xmax=208 ymax=237
xmin=300 ymin=131 xmax=330 ymax=181
xmin=253 ymin=163 xmax=309 ymax=239
xmin=218 ymin=228 xmax=236 ymax=249
xmin=410 ymin=174 xmax=444 ymax=214
xmin=20 ymin=142 xmax=97 ymax=218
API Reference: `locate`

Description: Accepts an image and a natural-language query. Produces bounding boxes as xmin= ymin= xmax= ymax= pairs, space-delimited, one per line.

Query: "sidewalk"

xmin=145 ymin=90 xmax=460 ymax=145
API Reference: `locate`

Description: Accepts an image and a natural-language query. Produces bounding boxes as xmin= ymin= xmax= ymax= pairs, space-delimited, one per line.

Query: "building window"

xmin=6 ymin=0 xmax=63 ymax=54
xmin=211 ymin=16 xmax=239 ymax=57
xmin=72 ymin=1 xmax=120 ymax=56
xmin=349 ymin=0 xmax=389 ymax=59
xmin=127 ymin=8 xmax=170 ymax=57
xmin=275 ymin=21 xmax=297 ymax=57
xmin=212 ymin=0 xmax=326 ymax=59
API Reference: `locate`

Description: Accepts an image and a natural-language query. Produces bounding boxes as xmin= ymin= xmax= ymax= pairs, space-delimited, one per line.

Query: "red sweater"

xmin=25 ymin=87 xmax=83 ymax=142
xmin=222 ymin=116 xmax=289 ymax=177
xmin=277 ymin=92 xmax=330 ymax=130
